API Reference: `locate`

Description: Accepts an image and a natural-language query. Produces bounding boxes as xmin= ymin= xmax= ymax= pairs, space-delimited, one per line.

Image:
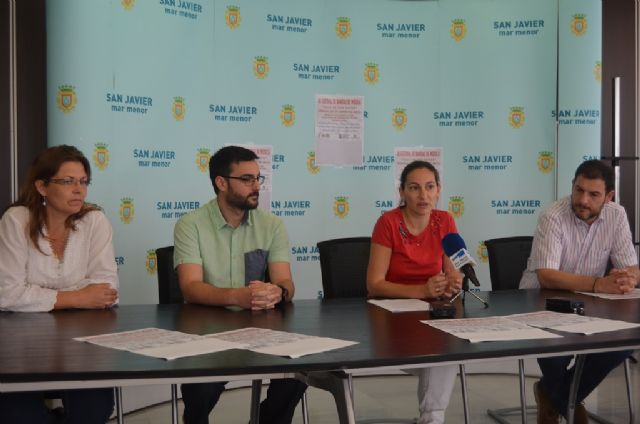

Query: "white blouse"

xmin=0 ymin=206 xmax=119 ymax=312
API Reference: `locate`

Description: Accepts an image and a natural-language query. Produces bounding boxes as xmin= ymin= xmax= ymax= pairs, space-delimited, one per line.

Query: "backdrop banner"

xmin=47 ymin=0 xmax=601 ymax=303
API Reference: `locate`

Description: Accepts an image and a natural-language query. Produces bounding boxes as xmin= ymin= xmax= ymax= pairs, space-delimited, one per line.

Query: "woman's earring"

xmin=42 ymin=196 xmax=47 ymax=206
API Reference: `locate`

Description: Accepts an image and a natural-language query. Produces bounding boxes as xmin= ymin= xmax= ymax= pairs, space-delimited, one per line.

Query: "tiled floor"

xmin=111 ymin=360 xmax=638 ymax=423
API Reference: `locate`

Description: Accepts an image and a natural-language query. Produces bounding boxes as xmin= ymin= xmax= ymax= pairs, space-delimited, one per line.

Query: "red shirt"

xmin=371 ymin=207 xmax=457 ymax=285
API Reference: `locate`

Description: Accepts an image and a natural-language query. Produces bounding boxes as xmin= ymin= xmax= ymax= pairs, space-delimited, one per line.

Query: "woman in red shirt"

xmin=367 ymin=160 xmax=462 ymax=424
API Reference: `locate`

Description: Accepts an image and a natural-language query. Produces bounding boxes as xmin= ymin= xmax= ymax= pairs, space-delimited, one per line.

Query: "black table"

xmin=1 ymin=289 xmax=639 ymax=423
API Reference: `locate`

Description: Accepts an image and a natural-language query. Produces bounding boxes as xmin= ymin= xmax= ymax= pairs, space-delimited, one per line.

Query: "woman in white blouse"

xmin=0 ymin=145 xmax=118 ymax=423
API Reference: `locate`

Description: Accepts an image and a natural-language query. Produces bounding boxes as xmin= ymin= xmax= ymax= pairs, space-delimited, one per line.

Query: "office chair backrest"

xmin=317 ymin=237 xmax=371 ymax=299
xmin=484 ymin=236 xmax=533 ymax=291
xmin=155 ymin=246 xmax=184 ymax=304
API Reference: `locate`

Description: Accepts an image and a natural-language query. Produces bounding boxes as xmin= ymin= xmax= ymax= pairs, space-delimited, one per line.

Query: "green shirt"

xmin=173 ymin=199 xmax=290 ymax=288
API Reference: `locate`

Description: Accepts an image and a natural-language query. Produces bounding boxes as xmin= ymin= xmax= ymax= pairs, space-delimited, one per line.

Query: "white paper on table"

xmin=135 ymin=338 xmax=247 ymax=360
xmin=251 ymin=337 xmax=358 ymax=358
xmin=368 ymin=299 xmax=431 ymax=312
xmin=421 ymin=316 xmax=562 ymax=343
xmin=74 ymin=327 xmax=245 ymax=360
xmin=206 ymin=327 xmax=358 ymax=358
xmin=508 ymin=311 xmax=640 ymax=335
xmin=575 ymin=288 xmax=640 ymax=300
xmin=74 ymin=328 xmax=200 ymax=351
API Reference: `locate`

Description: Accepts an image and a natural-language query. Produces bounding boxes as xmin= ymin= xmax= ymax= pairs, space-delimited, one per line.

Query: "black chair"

xmin=485 ymin=236 xmax=533 ymax=291
xmin=484 ymin=236 xmax=635 ymax=424
xmin=155 ymin=246 xmax=309 ymax=424
xmin=317 ymin=237 xmax=371 ymax=299
xmin=317 ymin=237 xmax=471 ymax=424
xmin=484 ymin=236 xmax=535 ymax=424
xmin=156 ymin=246 xmax=184 ymax=305
xmin=155 ymin=246 xmax=183 ymax=424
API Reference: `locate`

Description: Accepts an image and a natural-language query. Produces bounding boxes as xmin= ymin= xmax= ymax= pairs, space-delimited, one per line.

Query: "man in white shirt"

xmin=520 ymin=160 xmax=639 ymax=424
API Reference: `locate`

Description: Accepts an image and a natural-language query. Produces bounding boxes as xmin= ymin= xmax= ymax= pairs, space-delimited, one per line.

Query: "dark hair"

xmin=574 ymin=160 xmax=614 ymax=193
xmin=209 ymin=145 xmax=259 ymax=194
xmin=399 ymin=160 xmax=441 ymax=189
xmin=8 ymin=145 xmax=98 ymax=254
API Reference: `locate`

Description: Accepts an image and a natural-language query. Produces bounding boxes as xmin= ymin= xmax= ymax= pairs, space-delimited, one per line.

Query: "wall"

xmin=45 ymin=0 xmax=603 ymax=303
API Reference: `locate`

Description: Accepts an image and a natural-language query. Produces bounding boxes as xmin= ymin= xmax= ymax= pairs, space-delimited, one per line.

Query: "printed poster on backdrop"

xmin=228 ymin=144 xmax=273 ymax=212
xmin=315 ymin=94 xmax=364 ymax=166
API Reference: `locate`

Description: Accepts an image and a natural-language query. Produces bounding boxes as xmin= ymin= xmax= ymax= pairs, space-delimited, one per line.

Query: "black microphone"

xmin=441 ymin=233 xmax=480 ymax=287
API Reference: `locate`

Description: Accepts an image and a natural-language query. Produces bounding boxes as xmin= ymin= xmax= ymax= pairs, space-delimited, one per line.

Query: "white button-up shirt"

xmin=520 ymin=196 xmax=637 ymax=289
xmin=0 ymin=206 xmax=119 ymax=312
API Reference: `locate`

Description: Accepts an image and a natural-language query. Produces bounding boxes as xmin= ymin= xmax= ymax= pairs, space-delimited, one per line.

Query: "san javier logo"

xmin=280 ymin=105 xmax=295 ymax=127
xmin=537 ymin=151 xmax=554 ymax=173
xmin=450 ymin=19 xmax=466 ymax=42
xmin=364 ymin=63 xmax=379 ymax=85
xmin=392 ymin=108 xmax=408 ymax=130
xmin=333 ymin=196 xmax=350 ymax=218
xmin=145 ymin=249 xmax=157 ymax=275
xmin=93 ymin=143 xmax=109 ymax=171
xmin=172 ymin=97 xmax=186 ymax=121
xmin=253 ymin=56 xmax=269 ymax=79
xmin=57 ymin=85 xmax=77 ymax=113
xmin=571 ymin=14 xmax=587 ymax=36
xmin=306 ymin=152 xmax=320 ymax=174
xmin=119 ymin=198 xmax=135 ymax=224
xmin=509 ymin=106 xmax=525 ymax=128
xmin=225 ymin=5 xmax=241 ymax=29
xmin=336 ymin=17 xmax=352 ymax=39
xmin=477 ymin=241 xmax=488 ymax=263
xmin=448 ymin=196 xmax=464 ymax=219
xmin=121 ymin=0 xmax=135 ymax=10
xmin=196 ymin=148 xmax=211 ymax=172
xmin=594 ymin=61 xmax=601 ymax=83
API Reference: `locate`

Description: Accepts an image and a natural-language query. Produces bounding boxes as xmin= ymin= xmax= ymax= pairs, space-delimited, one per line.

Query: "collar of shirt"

xmin=208 ymin=199 xmax=253 ymax=230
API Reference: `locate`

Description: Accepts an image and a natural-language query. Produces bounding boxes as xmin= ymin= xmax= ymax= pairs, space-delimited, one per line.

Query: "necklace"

xmin=47 ymin=227 xmax=71 ymax=261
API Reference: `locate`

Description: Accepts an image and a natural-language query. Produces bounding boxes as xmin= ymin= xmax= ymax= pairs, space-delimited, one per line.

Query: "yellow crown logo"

xmin=57 ymin=85 xmax=77 ymax=113
xmin=537 ymin=151 xmax=555 ymax=174
xmin=119 ymin=198 xmax=135 ymax=224
xmin=145 ymin=249 xmax=158 ymax=275
xmin=253 ymin=56 xmax=269 ymax=79
xmin=333 ymin=196 xmax=350 ymax=218
xmin=448 ymin=196 xmax=465 ymax=219
xmin=306 ymin=152 xmax=320 ymax=174
xmin=594 ymin=61 xmax=601 ymax=83
xmin=571 ymin=14 xmax=587 ymax=36
xmin=225 ymin=6 xmax=241 ymax=29
xmin=121 ymin=0 xmax=135 ymax=10
xmin=364 ymin=63 xmax=379 ymax=85
xmin=392 ymin=108 xmax=408 ymax=130
xmin=172 ymin=97 xmax=186 ymax=121
xmin=509 ymin=106 xmax=525 ymax=129
xmin=280 ymin=105 xmax=296 ymax=127
xmin=93 ymin=143 xmax=109 ymax=171
xmin=450 ymin=19 xmax=466 ymax=42
xmin=336 ymin=17 xmax=352 ymax=39
xmin=196 ymin=148 xmax=211 ymax=172
xmin=477 ymin=241 xmax=489 ymax=263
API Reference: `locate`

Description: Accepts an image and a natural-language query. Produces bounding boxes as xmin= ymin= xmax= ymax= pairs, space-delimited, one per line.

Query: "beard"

xmin=571 ymin=201 xmax=602 ymax=223
xmin=227 ymin=188 xmax=259 ymax=210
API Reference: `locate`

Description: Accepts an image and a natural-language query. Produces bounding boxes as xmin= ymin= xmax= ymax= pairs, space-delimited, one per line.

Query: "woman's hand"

xmin=443 ymin=270 xmax=463 ymax=297
xmin=425 ymin=273 xmax=448 ymax=298
xmin=56 ymin=283 xmax=118 ymax=309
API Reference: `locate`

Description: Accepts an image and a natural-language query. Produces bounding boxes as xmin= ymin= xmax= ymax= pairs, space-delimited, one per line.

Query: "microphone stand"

xmin=449 ymin=275 xmax=489 ymax=307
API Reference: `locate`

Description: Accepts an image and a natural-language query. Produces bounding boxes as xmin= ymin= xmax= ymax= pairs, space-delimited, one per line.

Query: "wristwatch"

xmin=276 ymin=284 xmax=289 ymax=307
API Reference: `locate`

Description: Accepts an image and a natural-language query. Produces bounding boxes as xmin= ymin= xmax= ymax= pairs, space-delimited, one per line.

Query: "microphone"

xmin=441 ymin=233 xmax=480 ymax=287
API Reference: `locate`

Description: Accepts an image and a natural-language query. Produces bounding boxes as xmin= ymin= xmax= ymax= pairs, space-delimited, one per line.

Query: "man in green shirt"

xmin=174 ymin=145 xmax=306 ymax=424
